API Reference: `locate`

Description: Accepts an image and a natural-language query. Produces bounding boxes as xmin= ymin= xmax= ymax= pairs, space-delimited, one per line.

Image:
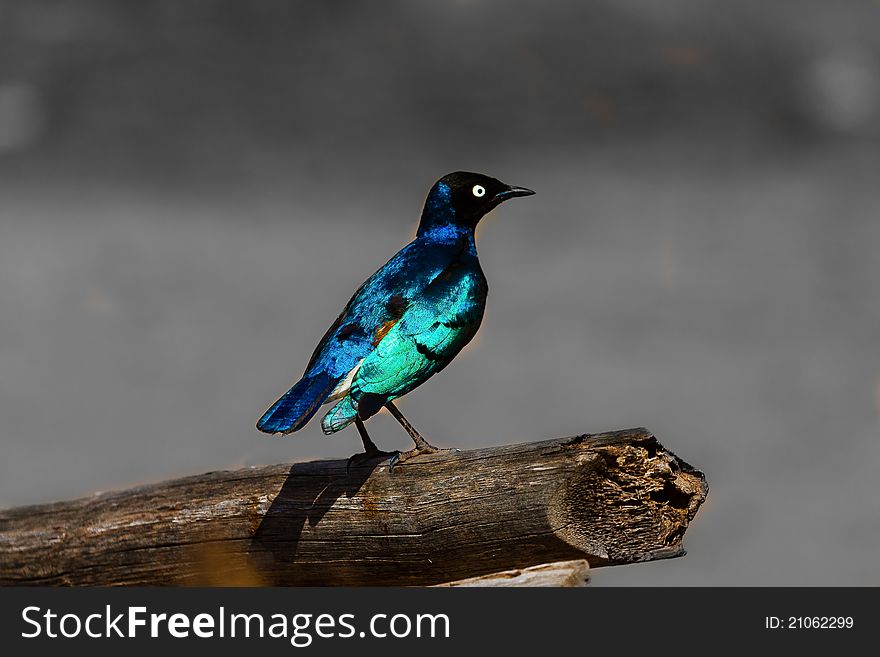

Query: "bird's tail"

xmin=256 ymin=372 xmax=339 ymax=435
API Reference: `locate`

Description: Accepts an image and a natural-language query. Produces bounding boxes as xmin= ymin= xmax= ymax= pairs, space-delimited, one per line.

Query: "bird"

xmin=256 ymin=171 xmax=534 ymax=470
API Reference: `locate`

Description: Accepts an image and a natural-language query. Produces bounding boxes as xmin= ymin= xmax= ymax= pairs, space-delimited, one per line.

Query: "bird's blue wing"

xmin=321 ymin=259 xmax=487 ymax=432
xmin=303 ymin=238 xmax=467 ymax=380
xmin=258 ymin=238 xmax=466 ymax=434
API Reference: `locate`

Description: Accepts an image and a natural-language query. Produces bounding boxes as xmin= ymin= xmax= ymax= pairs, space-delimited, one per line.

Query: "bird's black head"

xmin=418 ymin=171 xmax=534 ymax=236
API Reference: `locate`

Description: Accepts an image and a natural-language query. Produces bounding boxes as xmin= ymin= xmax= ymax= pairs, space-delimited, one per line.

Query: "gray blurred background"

xmin=1 ymin=0 xmax=879 ymax=586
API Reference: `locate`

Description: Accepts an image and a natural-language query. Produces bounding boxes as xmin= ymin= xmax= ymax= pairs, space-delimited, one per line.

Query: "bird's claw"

xmin=388 ymin=446 xmax=460 ymax=473
xmin=346 ymin=448 xmax=400 ymax=475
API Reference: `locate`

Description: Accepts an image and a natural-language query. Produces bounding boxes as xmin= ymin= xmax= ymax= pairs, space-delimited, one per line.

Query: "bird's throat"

xmin=417 ymin=223 xmax=478 ymax=256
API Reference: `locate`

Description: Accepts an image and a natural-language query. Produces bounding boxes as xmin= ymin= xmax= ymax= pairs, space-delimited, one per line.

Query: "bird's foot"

xmin=388 ymin=444 xmax=460 ymax=473
xmin=346 ymin=447 xmax=400 ymax=474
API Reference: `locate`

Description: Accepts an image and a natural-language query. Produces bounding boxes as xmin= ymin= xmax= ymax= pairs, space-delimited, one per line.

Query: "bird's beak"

xmin=494 ymin=185 xmax=536 ymax=201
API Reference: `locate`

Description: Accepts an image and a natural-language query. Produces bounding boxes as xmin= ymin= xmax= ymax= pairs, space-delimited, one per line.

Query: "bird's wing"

xmin=260 ymin=236 xmax=474 ymax=435
xmin=302 ymin=238 xmax=469 ymax=381
xmin=342 ymin=260 xmax=487 ymax=419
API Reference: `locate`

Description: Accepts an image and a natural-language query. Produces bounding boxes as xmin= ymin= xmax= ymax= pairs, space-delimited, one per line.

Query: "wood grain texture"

xmin=435 ymin=559 xmax=590 ymax=587
xmin=0 ymin=428 xmax=708 ymax=586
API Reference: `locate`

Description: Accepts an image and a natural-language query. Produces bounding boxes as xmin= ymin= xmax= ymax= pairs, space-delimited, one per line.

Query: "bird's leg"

xmin=385 ymin=400 xmax=459 ymax=471
xmin=385 ymin=401 xmax=436 ymax=451
xmin=346 ymin=418 xmax=398 ymax=473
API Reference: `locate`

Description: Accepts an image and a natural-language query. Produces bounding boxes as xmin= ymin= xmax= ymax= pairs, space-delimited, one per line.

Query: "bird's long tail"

xmin=256 ymin=372 xmax=339 ymax=435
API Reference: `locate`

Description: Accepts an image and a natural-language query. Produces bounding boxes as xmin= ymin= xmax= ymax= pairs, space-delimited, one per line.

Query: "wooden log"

xmin=0 ymin=428 xmax=708 ymax=586
xmin=434 ymin=559 xmax=590 ymax=587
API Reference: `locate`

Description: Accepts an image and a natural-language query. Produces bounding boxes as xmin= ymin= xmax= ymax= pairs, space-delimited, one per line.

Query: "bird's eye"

xmin=472 ymin=185 xmax=486 ymax=198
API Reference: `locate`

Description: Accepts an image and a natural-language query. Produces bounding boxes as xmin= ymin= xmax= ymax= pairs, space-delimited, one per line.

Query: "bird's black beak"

xmin=494 ymin=185 xmax=536 ymax=201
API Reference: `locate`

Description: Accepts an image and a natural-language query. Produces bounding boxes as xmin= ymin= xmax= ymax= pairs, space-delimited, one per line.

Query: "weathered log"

xmin=435 ymin=559 xmax=590 ymax=587
xmin=0 ymin=428 xmax=707 ymax=586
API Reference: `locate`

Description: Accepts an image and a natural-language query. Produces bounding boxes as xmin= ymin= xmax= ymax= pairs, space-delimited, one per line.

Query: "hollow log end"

xmin=549 ymin=428 xmax=708 ymax=566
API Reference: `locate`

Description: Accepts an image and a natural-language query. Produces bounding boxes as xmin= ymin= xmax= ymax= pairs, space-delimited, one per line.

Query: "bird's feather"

xmin=321 ymin=251 xmax=487 ymax=432
xmin=259 ymin=232 xmax=478 ymax=434
xmin=256 ymin=371 xmax=340 ymax=435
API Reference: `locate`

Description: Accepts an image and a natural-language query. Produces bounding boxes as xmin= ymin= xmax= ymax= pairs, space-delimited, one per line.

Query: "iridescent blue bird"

xmin=257 ymin=172 xmax=534 ymax=469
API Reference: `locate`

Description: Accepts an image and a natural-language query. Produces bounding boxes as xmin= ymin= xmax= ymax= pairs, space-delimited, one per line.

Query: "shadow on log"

xmin=0 ymin=428 xmax=708 ymax=586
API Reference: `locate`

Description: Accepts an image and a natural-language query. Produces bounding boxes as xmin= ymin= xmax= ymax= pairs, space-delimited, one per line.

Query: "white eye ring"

xmin=472 ymin=184 xmax=486 ymax=197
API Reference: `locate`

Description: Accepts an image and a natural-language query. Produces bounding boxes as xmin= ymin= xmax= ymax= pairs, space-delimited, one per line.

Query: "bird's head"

xmin=418 ymin=171 xmax=534 ymax=237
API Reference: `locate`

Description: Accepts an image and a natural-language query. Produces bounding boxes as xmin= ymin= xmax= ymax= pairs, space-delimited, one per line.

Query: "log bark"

xmin=0 ymin=428 xmax=707 ymax=586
